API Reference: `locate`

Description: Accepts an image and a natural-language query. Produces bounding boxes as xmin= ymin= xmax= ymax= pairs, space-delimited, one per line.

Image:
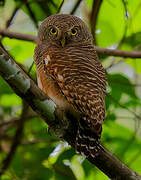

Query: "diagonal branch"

xmin=70 ymin=0 xmax=83 ymax=15
xmin=1 ymin=29 xmax=141 ymax=59
xmin=5 ymin=6 xmax=19 ymax=28
xmin=0 ymin=45 xmax=141 ymax=179
xmin=25 ymin=1 xmax=38 ymax=28
xmin=57 ymin=0 xmax=65 ymax=13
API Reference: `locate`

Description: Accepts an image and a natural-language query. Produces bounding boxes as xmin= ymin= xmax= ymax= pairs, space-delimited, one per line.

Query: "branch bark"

xmin=90 ymin=0 xmax=103 ymax=41
xmin=0 ymin=46 xmax=141 ymax=179
xmin=1 ymin=29 xmax=141 ymax=59
xmin=0 ymin=29 xmax=37 ymax=43
xmin=95 ymin=46 xmax=141 ymax=58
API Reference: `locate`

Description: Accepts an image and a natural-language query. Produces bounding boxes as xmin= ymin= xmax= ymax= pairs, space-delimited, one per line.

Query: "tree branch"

xmin=0 ymin=46 xmax=141 ymax=179
xmin=5 ymin=6 xmax=19 ymax=28
xmin=95 ymin=46 xmax=141 ymax=58
xmin=70 ymin=0 xmax=83 ymax=15
xmin=107 ymin=94 xmax=141 ymax=121
xmin=25 ymin=1 xmax=38 ymax=28
xmin=90 ymin=0 xmax=103 ymax=41
xmin=57 ymin=0 xmax=64 ymax=13
xmin=0 ymin=29 xmax=37 ymax=42
xmin=1 ymin=29 xmax=141 ymax=59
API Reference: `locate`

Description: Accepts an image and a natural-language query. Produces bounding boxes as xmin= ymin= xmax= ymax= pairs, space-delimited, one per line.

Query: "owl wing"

xmin=42 ymin=46 xmax=106 ymax=136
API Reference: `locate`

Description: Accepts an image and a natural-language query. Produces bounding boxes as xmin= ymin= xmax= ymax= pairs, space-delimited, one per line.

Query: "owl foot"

xmin=53 ymin=107 xmax=69 ymax=138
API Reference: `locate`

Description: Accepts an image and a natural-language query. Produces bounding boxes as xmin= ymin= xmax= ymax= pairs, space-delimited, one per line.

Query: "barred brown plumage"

xmin=34 ymin=14 xmax=106 ymax=158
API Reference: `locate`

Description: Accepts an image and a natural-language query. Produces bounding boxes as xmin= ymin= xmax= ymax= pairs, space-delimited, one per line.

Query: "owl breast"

xmin=37 ymin=44 xmax=106 ymax=135
xmin=34 ymin=46 xmax=71 ymax=110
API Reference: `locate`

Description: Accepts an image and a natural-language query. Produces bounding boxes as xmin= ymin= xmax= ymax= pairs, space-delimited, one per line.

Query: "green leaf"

xmin=107 ymin=73 xmax=137 ymax=102
xmin=2 ymin=38 xmax=35 ymax=63
xmin=125 ymin=58 xmax=141 ymax=73
xmin=0 ymin=94 xmax=22 ymax=107
xmin=0 ymin=76 xmax=13 ymax=95
xmin=19 ymin=0 xmax=60 ymax=22
xmin=96 ymin=0 xmax=125 ymax=47
xmin=70 ymin=155 xmax=85 ymax=180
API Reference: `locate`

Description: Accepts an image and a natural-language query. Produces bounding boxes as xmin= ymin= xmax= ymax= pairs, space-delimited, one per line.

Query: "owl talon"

xmin=55 ymin=107 xmax=69 ymax=129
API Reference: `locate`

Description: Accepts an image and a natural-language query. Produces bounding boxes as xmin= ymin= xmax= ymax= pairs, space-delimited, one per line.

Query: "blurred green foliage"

xmin=0 ymin=0 xmax=141 ymax=179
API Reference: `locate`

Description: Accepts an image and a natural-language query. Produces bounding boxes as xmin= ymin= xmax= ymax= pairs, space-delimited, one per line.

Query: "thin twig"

xmin=106 ymin=59 xmax=123 ymax=71
xmin=57 ymin=0 xmax=64 ymax=13
xmin=90 ymin=0 xmax=103 ymax=41
xmin=117 ymin=0 xmax=129 ymax=48
xmin=27 ymin=60 xmax=34 ymax=74
xmin=70 ymin=0 xmax=83 ymax=15
xmin=0 ymin=29 xmax=36 ymax=42
xmin=5 ymin=7 xmax=19 ymax=28
xmin=0 ymin=3 xmax=21 ymax=43
xmin=25 ymin=1 xmax=38 ymax=28
xmin=95 ymin=46 xmax=141 ymax=58
xmin=107 ymin=94 xmax=141 ymax=121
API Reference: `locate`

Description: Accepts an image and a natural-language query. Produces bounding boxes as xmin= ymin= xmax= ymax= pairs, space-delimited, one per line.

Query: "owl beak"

xmin=60 ymin=37 xmax=66 ymax=47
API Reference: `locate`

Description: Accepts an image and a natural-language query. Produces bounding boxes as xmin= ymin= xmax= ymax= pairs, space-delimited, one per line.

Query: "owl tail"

xmin=76 ymin=127 xmax=100 ymax=158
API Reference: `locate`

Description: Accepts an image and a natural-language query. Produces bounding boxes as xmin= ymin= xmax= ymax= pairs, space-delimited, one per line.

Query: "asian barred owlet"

xmin=34 ymin=14 xmax=106 ymax=157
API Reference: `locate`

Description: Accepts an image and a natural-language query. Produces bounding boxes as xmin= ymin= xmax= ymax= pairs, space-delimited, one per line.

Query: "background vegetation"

xmin=0 ymin=0 xmax=141 ymax=179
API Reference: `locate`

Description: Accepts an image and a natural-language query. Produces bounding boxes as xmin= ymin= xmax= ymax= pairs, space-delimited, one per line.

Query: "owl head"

xmin=37 ymin=14 xmax=93 ymax=47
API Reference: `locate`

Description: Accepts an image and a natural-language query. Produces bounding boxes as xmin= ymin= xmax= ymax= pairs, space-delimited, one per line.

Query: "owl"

xmin=34 ymin=14 xmax=106 ymax=157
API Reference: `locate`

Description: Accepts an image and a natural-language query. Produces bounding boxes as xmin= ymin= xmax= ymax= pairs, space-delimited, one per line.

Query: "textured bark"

xmin=0 ymin=46 xmax=141 ymax=180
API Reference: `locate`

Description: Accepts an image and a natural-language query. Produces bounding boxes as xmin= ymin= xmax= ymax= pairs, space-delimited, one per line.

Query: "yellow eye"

xmin=50 ymin=28 xmax=57 ymax=35
xmin=71 ymin=28 xmax=78 ymax=35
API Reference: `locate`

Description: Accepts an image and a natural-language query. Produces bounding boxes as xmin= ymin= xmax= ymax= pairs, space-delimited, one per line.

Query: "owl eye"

xmin=50 ymin=27 xmax=57 ymax=35
xmin=71 ymin=28 xmax=78 ymax=36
